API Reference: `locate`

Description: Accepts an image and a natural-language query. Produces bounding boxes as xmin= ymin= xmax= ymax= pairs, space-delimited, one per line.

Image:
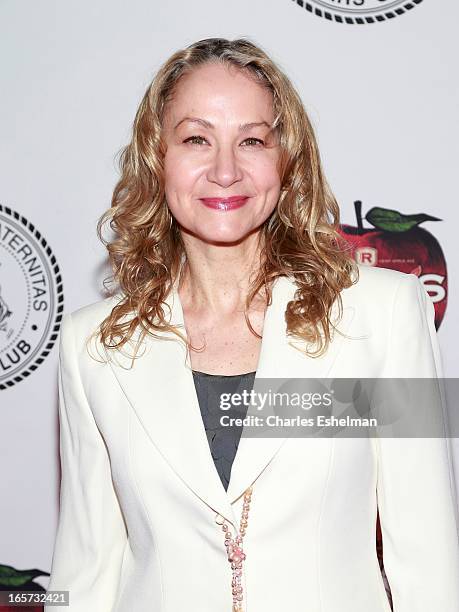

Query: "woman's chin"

xmin=182 ymin=223 xmax=260 ymax=245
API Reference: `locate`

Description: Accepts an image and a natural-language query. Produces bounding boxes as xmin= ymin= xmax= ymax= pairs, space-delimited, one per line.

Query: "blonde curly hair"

xmin=92 ymin=37 xmax=358 ymax=363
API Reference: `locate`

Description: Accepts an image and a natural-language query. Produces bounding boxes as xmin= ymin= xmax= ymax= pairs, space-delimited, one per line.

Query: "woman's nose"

xmin=206 ymin=144 xmax=243 ymax=187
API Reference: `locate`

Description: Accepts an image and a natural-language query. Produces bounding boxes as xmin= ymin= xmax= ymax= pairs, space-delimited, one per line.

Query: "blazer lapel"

xmin=102 ymin=275 xmax=355 ymax=526
xmin=226 ymin=276 xmax=356 ymax=503
xmin=102 ymin=280 xmax=240 ymax=528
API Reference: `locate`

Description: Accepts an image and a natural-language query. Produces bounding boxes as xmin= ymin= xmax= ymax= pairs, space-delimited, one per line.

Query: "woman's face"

xmin=162 ymin=63 xmax=281 ymax=245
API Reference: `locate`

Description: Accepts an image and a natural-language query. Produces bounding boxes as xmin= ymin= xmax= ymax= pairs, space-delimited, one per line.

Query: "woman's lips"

xmin=199 ymin=196 xmax=249 ymax=211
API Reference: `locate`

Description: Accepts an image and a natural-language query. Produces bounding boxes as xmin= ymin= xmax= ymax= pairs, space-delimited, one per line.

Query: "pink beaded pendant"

xmin=219 ymin=485 xmax=253 ymax=612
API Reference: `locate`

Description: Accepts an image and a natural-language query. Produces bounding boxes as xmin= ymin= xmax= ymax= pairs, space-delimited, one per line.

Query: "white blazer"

xmin=45 ymin=264 xmax=459 ymax=612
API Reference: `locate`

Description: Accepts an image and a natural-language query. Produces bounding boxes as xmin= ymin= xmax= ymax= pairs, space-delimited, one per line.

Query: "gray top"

xmin=192 ymin=370 xmax=256 ymax=491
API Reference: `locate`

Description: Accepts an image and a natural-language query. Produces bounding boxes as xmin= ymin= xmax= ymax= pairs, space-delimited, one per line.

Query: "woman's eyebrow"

xmin=174 ymin=117 xmax=271 ymax=132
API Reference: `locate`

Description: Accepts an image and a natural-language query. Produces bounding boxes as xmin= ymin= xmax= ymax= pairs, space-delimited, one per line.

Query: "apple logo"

xmin=0 ymin=562 xmax=49 ymax=611
xmin=339 ymin=201 xmax=448 ymax=329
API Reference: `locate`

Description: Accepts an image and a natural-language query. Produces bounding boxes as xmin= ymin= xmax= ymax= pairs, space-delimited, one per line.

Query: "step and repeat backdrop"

xmin=0 ymin=0 xmax=457 ymax=607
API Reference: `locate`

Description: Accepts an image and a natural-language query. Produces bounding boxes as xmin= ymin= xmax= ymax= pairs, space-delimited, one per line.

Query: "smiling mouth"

xmin=199 ymin=197 xmax=250 ymax=211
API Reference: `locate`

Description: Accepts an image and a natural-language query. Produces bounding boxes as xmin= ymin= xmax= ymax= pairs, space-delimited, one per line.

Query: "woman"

xmin=45 ymin=38 xmax=459 ymax=612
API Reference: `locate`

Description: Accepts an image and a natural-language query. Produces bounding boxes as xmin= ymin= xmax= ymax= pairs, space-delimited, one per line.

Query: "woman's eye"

xmin=184 ymin=136 xmax=207 ymax=145
xmin=242 ymin=138 xmax=264 ymax=147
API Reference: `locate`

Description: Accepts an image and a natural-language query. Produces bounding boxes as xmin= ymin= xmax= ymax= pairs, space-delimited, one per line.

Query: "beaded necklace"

xmin=216 ymin=485 xmax=253 ymax=612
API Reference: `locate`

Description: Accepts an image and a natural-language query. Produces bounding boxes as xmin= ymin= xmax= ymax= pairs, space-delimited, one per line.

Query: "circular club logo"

xmin=293 ymin=0 xmax=424 ymax=24
xmin=0 ymin=205 xmax=63 ymax=390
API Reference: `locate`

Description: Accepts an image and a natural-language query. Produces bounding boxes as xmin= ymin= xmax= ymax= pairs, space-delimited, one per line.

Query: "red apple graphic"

xmin=0 ymin=563 xmax=49 ymax=612
xmin=339 ymin=201 xmax=447 ymax=329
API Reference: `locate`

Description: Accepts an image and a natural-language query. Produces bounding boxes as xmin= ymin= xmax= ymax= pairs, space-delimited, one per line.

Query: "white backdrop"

xmin=0 ymin=0 xmax=457 ymax=590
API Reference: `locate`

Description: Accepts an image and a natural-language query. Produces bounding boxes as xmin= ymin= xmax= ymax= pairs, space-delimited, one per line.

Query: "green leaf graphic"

xmin=365 ymin=207 xmax=441 ymax=232
xmin=0 ymin=564 xmax=49 ymax=587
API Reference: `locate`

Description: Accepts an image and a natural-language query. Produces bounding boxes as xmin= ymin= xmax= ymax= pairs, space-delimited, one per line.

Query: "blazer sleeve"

xmin=44 ymin=313 xmax=128 ymax=612
xmin=375 ymin=273 xmax=459 ymax=611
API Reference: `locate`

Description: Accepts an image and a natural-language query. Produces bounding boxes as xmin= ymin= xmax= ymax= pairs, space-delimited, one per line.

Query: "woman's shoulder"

xmin=69 ymin=292 xmax=122 ymax=323
xmin=281 ymin=264 xmax=424 ymax=308
xmin=335 ymin=265 xmax=432 ymax=340
xmin=341 ymin=263 xmax=424 ymax=307
xmin=59 ymin=293 xmax=124 ymax=351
